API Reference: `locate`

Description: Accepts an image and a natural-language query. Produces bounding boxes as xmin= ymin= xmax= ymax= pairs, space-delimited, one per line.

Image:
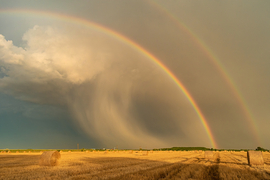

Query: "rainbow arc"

xmin=147 ymin=1 xmax=261 ymax=146
xmin=0 ymin=8 xmax=218 ymax=148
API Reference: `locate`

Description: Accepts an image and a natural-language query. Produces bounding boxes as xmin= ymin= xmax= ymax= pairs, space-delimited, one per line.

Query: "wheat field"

xmin=1 ymin=151 xmax=270 ymax=179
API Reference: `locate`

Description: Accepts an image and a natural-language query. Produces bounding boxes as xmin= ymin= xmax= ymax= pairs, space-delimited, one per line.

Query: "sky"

xmin=0 ymin=0 xmax=270 ymax=150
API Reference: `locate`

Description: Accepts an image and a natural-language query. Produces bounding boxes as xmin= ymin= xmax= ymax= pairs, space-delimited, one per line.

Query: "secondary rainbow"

xmin=148 ymin=1 xmax=261 ymax=146
xmin=0 ymin=8 xmax=218 ymax=148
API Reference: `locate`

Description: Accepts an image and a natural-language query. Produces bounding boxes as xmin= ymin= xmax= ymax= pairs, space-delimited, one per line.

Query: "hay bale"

xmin=204 ymin=151 xmax=214 ymax=160
xmin=247 ymin=151 xmax=264 ymax=166
xmin=142 ymin=151 xmax=148 ymax=156
xmin=39 ymin=151 xmax=61 ymax=166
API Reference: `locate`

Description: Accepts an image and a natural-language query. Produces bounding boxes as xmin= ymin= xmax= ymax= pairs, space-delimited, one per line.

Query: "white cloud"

xmin=0 ymin=26 xmax=110 ymax=103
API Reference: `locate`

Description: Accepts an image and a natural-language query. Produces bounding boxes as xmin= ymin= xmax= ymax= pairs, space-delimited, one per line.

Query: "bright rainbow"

xmin=0 ymin=8 xmax=218 ymax=148
xmin=148 ymin=1 xmax=261 ymax=146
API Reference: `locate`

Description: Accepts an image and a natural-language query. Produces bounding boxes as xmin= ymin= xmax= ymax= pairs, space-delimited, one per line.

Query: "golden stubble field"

xmin=1 ymin=151 xmax=270 ymax=180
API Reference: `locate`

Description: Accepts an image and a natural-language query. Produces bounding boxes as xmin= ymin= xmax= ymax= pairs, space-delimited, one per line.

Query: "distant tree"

xmin=256 ymin=147 xmax=268 ymax=151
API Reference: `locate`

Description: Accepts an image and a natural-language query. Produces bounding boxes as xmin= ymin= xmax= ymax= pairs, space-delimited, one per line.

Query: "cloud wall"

xmin=0 ymin=25 xmax=206 ymax=148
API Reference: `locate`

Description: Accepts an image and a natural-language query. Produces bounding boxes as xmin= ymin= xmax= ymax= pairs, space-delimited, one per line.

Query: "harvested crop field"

xmin=1 ymin=151 xmax=270 ymax=180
